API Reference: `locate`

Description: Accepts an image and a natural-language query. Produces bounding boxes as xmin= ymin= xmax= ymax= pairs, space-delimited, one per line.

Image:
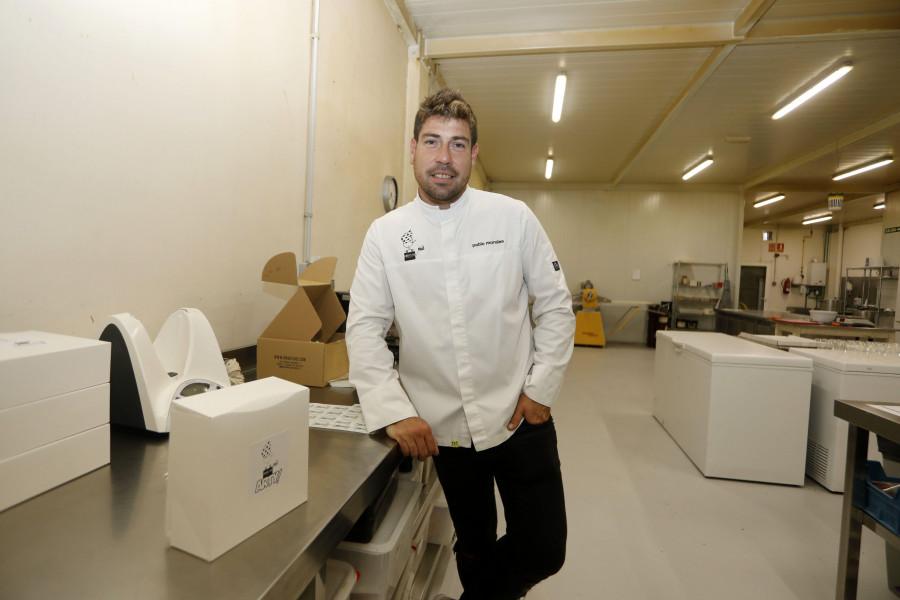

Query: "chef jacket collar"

xmin=414 ymin=186 xmax=471 ymax=223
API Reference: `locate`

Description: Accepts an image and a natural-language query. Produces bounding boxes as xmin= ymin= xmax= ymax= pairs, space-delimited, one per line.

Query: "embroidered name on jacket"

xmin=471 ymin=239 xmax=505 ymax=248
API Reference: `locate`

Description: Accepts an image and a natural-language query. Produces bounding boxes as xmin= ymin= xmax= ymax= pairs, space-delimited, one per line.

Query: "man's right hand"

xmin=385 ymin=417 xmax=439 ymax=460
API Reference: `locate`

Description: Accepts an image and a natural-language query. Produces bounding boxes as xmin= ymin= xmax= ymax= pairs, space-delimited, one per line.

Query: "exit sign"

xmin=768 ymin=243 xmax=785 ymax=252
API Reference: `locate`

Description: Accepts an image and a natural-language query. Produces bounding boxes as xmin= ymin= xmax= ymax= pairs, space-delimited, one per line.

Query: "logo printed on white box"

xmin=249 ymin=431 xmax=290 ymax=496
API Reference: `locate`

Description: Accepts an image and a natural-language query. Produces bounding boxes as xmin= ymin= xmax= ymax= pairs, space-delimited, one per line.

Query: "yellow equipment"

xmin=574 ymin=287 xmax=605 ymax=347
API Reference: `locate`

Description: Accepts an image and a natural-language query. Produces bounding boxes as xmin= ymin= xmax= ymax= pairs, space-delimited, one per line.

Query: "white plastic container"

xmin=426 ymin=490 xmax=454 ymax=546
xmin=325 ymin=559 xmax=357 ymax=600
xmin=331 ymin=479 xmax=421 ymax=600
xmin=790 ymin=347 xmax=900 ymax=492
xmin=654 ymin=331 xmax=813 ymax=485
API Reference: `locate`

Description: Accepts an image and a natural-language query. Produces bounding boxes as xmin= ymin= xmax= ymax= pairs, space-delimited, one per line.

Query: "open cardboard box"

xmin=257 ymin=253 xmax=349 ymax=387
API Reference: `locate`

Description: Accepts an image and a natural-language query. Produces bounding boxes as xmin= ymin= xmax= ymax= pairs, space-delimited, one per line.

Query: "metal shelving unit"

xmin=842 ymin=265 xmax=898 ymax=317
xmin=671 ymin=261 xmax=727 ymax=331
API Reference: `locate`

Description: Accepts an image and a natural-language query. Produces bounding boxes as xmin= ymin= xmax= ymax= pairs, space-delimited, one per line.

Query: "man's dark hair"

xmin=413 ymin=88 xmax=478 ymax=146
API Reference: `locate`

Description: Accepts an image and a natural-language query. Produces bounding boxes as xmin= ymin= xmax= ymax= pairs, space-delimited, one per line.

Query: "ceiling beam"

xmin=423 ymin=23 xmax=739 ymax=60
xmin=611 ymin=44 xmax=737 ymax=186
xmin=733 ymin=0 xmax=778 ymax=37
xmin=746 ymin=14 xmax=900 ymax=43
xmin=746 ymin=183 xmax=891 ymax=195
xmin=741 ymin=110 xmax=900 ymax=190
xmin=383 ymin=0 xmax=417 ymax=48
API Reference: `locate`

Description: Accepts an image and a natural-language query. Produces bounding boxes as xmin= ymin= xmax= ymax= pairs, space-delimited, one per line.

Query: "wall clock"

xmin=382 ymin=175 xmax=398 ymax=212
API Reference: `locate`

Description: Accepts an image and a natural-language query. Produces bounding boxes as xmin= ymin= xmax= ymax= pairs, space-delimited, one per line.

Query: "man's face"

xmin=410 ymin=116 xmax=479 ymax=208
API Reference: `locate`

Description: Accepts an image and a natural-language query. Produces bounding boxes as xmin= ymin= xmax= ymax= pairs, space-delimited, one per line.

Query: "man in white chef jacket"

xmin=346 ymin=88 xmax=575 ymax=600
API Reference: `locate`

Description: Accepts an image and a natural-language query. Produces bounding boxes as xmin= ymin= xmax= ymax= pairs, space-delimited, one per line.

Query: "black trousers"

xmin=432 ymin=418 xmax=567 ymax=600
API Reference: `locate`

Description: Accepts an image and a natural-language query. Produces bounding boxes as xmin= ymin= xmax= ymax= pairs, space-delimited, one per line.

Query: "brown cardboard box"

xmin=257 ymin=254 xmax=349 ymax=387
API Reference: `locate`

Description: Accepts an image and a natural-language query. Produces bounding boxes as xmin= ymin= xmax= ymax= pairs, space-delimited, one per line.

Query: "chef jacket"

xmin=346 ymin=187 xmax=575 ymax=451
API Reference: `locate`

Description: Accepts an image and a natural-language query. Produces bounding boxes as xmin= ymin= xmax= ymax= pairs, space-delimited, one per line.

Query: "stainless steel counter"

xmin=0 ymin=387 xmax=401 ymax=600
xmin=716 ymin=308 xmax=895 ymax=342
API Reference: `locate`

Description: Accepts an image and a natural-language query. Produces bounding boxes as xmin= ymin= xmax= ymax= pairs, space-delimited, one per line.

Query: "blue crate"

xmin=864 ymin=461 xmax=900 ymax=535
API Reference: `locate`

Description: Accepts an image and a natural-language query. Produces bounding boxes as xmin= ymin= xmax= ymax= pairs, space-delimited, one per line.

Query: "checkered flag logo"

xmin=401 ymin=230 xmax=415 ymax=250
xmin=261 ymin=441 xmax=272 ymax=460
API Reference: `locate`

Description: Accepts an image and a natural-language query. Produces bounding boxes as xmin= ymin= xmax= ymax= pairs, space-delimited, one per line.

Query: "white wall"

xmin=741 ymin=222 xmax=883 ymax=312
xmin=0 ymin=0 xmax=411 ymax=349
xmin=741 ymin=227 xmax=826 ymax=312
xmin=0 ymin=0 xmax=312 ymax=347
xmin=310 ymin=0 xmax=408 ymax=290
xmin=494 ymin=186 xmax=742 ymax=304
xmin=842 ymin=222 xmax=885 ymax=270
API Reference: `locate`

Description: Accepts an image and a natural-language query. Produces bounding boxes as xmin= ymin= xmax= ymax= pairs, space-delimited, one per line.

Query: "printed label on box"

xmin=273 ymin=354 xmax=306 ymax=371
xmin=249 ymin=430 xmax=290 ymax=497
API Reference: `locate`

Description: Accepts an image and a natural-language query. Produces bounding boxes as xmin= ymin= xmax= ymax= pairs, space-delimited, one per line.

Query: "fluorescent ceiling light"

xmin=682 ymin=156 xmax=713 ymax=180
xmin=772 ymin=62 xmax=853 ymax=120
xmin=551 ymin=73 xmax=566 ymax=123
xmin=875 ymin=201 xmax=886 ymax=210
xmin=545 ymin=157 xmax=554 ymax=179
xmin=753 ymin=194 xmax=785 ymax=208
xmin=802 ymin=214 xmax=832 ymax=225
xmin=832 ymin=156 xmax=894 ymax=181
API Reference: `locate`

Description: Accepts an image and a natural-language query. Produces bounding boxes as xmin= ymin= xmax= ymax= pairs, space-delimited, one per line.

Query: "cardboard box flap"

xmin=261 ymin=254 xmax=338 ymax=288
xmin=261 ymin=290 xmax=323 ymax=342
xmin=298 ymin=257 xmax=337 ymax=286
xmin=305 ymin=285 xmax=345 ymax=342
xmin=261 ymin=252 xmax=300 ymax=286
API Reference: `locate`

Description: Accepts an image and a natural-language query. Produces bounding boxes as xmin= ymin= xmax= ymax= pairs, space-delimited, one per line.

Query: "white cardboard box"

xmin=0 ymin=424 xmax=110 ymax=511
xmin=166 ymin=377 xmax=310 ymax=561
xmin=0 ymin=331 xmax=110 ymax=411
xmin=0 ymin=383 xmax=109 ymax=461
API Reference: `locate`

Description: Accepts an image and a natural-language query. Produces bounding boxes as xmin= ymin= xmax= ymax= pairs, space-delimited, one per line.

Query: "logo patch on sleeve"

xmin=552 ymin=260 xmax=560 ymax=271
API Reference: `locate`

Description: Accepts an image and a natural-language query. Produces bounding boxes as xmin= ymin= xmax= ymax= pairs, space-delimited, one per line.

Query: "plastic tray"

xmin=864 ymin=461 xmax=900 ymax=535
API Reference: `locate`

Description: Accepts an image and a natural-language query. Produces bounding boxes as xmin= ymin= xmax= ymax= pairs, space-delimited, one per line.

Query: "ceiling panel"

xmin=396 ymin=0 xmax=900 ymax=227
xmin=437 ymin=48 xmax=711 ymax=182
xmin=623 ymin=36 xmax=900 ymax=186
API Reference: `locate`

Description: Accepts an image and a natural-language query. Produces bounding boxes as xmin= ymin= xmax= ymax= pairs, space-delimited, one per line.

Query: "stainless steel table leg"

xmin=836 ymin=424 xmax=870 ymax=599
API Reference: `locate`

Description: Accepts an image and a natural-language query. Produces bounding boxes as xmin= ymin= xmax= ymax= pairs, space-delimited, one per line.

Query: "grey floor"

xmin=436 ymin=343 xmax=900 ymax=600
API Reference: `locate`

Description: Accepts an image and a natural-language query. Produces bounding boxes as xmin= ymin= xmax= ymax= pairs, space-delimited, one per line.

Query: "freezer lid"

xmin=737 ymin=333 xmax=822 ymax=348
xmin=657 ymin=331 xmax=813 ymax=368
xmin=789 ymin=347 xmax=900 ymax=375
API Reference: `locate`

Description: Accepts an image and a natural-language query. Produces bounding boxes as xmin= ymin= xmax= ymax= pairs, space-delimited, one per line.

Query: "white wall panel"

xmin=843 ymin=222 xmax=885 ymax=270
xmin=495 ymin=186 xmax=741 ymax=306
xmin=0 ymin=0 xmax=415 ymax=349
xmin=0 ymin=0 xmax=313 ymax=348
xmin=309 ymin=0 xmax=409 ymax=290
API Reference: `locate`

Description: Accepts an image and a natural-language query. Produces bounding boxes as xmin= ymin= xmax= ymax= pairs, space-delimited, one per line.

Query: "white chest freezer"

xmin=789 ymin=347 xmax=900 ymax=492
xmin=654 ymin=331 xmax=813 ymax=486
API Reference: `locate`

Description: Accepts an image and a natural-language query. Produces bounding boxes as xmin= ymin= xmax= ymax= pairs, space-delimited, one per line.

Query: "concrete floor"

xmin=436 ymin=344 xmax=899 ymax=599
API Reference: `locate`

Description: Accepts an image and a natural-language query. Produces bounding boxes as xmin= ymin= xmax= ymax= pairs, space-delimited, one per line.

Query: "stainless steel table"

xmin=0 ymin=386 xmax=401 ymax=600
xmin=717 ymin=309 xmax=895 ymax=342
xmin=834 ymin=400 xmax=900 ymax=599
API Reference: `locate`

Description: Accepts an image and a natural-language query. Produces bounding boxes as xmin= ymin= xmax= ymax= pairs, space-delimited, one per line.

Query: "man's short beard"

xmin=421 ymin=179 xmax=467 ymax=203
